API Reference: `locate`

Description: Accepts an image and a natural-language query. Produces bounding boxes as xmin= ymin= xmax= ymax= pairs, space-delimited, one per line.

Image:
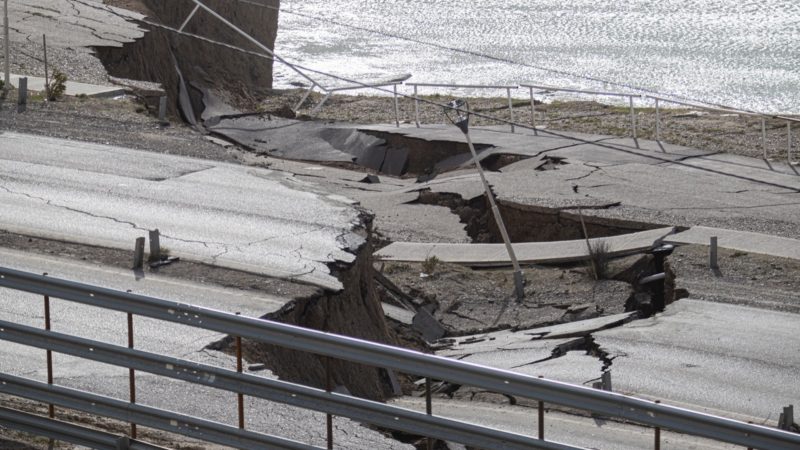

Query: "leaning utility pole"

xmin=3 ymin=0 xmax=9 ymax=90
xmin=445 ymin=100 xmax=526 ymax=300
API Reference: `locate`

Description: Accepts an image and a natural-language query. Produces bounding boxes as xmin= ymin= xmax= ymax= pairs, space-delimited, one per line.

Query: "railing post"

xmin=393 ymin=84 xmax=400 ymax=128
xmin=762 ymin=117 xmax=768 ymax=160
xmin=630 ymin=95 xmax=639 ymax=148
xmin=414 ymin=85 xmax=420 ymax=128
xmin=127 ymin=311 xmax=137 ymax=438
xmin=43 ymin=275 xmax=55 ymax=450
xmin=426 ymin=378 xmax=433 ymax=450
xmin=654 ymin=400 xmax=661 ymax=450
xmin=538 ymin=375 xmax=544 ymax=440
xmin=43 ymin=35 xmax=49 ymax=101
xmin=529 ymin=87 xmax=538 ymax=135
xmin=326 ymin=357 xmax=333 ymax=450
xmin=236 ymin=336 xmax=245 ymax=429
xmin=788 ymin=121 xmax=793 ymax=164
xmin=507 ymin=87 xmax=515 ymax=133
xmin=655 ymin=98 xmax=661 ymax=142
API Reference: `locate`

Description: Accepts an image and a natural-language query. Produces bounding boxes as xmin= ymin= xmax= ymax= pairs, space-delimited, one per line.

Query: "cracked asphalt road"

xmin=0 ymin=247 xmax=411 ymax=449
xmin=0 ymin=132 xmax=364 ymax=290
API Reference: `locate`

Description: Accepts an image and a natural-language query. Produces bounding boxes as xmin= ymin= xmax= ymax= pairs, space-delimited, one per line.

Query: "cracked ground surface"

xmin=0 ymin=132 xmax=364 ymax=290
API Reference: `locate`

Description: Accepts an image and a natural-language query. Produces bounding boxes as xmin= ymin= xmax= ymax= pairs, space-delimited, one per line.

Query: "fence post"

xmin=529 ymin=87 xmax=538 ymax=135
xmin=393 ymin=84 xmax=400 ymax=128
xmin=762 ymin=117 xmax=767 ymax=160
xmin=17 ymin=77 xmax=26 ymax=112
xmin=654 ymin=98 xmax=661 ymax=142
xmin=43 ymin=35 xmax=50 ymax=101
xmin=629 ymin=95 xmax=638 ymax=148
xmin=507 ymin=87 xmax=515 ymax=133
xmin=788 ymin=121 xmax=793 ymax=164
xmin=4 ymin=0 xmax=9 ymax=91
xmin=414 ymin=85 xmax=420 ymax=128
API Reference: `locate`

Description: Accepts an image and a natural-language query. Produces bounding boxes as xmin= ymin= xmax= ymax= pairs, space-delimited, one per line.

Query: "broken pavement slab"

xmin=0 ymin=132 xmax=364 ymax=291
xmin=374 ymin=227 xmax=675 ymax=266
xmin=593 ymin=299 xmax=800 ymax=420
xmin=665 ymin=226 xmax=800 ymax=261
xmin=4 ymin=0 xmax=145 ymax=48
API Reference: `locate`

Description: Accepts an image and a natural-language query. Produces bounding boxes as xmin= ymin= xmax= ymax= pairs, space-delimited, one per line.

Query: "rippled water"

xmin=274 ymin=0 xmax=799 ymax=113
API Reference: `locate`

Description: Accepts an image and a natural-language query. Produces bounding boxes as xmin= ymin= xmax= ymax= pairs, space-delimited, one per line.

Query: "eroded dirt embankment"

xmin=99 ymin=0 xmax=279 ymax=115
xmin=211 ymin=214 xmax=400 ymax=402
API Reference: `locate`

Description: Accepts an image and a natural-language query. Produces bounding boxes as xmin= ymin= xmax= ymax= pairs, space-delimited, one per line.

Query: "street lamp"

xmin=444 ymin=100 xmax=526 ymax=300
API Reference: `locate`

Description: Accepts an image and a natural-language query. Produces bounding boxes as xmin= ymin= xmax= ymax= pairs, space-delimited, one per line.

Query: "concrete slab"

xmin=374 ymin=227 xmax=675 ymax=266
xmin=510 ymin=312 xmax=638 ymax=340
xmin=661 ymin=154 xmax=800 ymax=192
xmin=8 ymin=74 xmax=126 ymax=98
xmin=665 ymin=226 xmax=800 ymax=260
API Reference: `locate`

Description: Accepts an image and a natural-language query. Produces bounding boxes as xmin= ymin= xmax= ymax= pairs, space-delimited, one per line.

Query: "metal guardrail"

xmin=407 ymin=82 xmax=519 ymax=132
xmin=0 ymin=406 xmax=168 ymax=450
xmin=1 ymin=267 xmax=799 ymax=449
xmin=0 ymin=320 xmax=561 ymax=450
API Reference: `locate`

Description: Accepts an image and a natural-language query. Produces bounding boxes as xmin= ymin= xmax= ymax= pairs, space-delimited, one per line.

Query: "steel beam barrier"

xmin=0 ymin=406 xmax=167 ymax=450
xmin=0 ymin=320 xmax=576 ymax=450
xmin=0 ymin=374 xmax=319 ymax=450
xmin=1 ymin=267 xmax=798 ymax=449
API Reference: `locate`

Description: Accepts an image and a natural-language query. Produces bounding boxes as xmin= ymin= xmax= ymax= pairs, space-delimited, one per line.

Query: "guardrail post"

xmin=538 ymin=375 xmax=545 ymax=440
xmin=507 ymin=87 xmax=515 ymax=133
xmin=127 ymin=311 xmax=137 ymax=438
xmin=236 ymin=336 xmax=245 ymax=429
xmin=426 ymin=378 xmax=433 ymax=450
xmin=630 ymin=95 xmax=639 ymax=148
xmin=393 ymin=84 xmax=400 ymax=128
xmin=529 ymin=87 xmax=538 ymax=136
xmin=654 ymin=400 xmax=661 ymax=450
xmin=414 ymin=85 xmax=420 ymax=128
xmin=762 ymin=117 xmax=767 ymax=160
xmin=43 ymin=279 xmax=56 ymax=450
xmin=326 ymin=357 xmax=333 ymax=449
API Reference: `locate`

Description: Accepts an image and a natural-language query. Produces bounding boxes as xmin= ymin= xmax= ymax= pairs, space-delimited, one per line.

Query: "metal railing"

xmin=1 ymin=267 xmax=799 ymax=450
xmin=407 ymin=82 xmax=519 ymax=132
xmin=165 ymin=0 xmax=798 ymax=165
